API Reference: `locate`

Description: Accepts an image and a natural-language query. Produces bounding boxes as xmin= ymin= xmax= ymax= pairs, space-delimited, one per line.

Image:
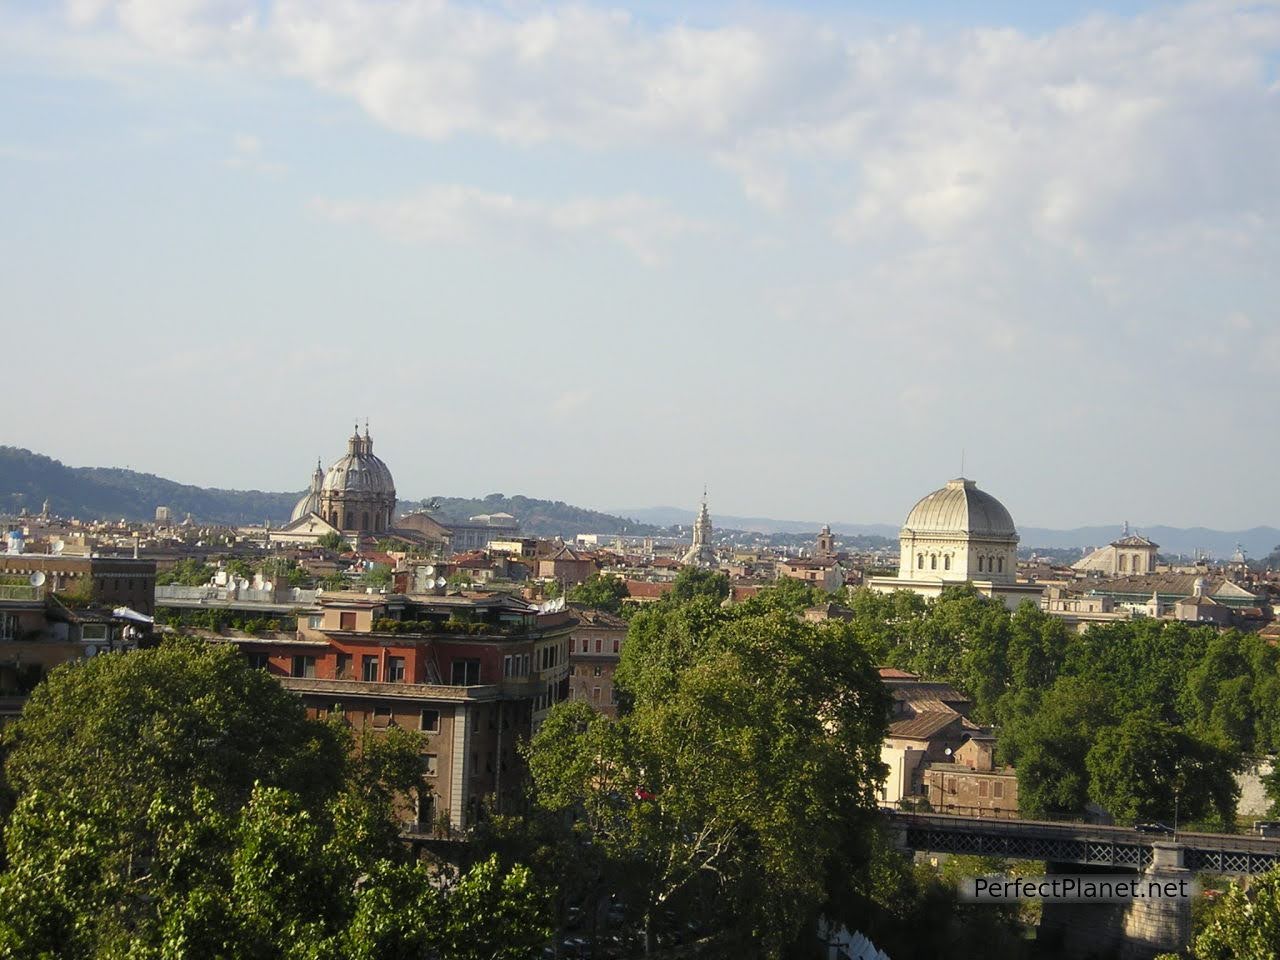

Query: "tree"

xmin=567 ymin=573 xmax=629 ymax=613
xmin=318 ymin=531 xmax=346 ymax=551
xmin=1185 ymin=863 xmax=1280 ymax=959
xmin=668 ymin=566 xmax=730 ymax=604
xmin=1085 ymin=714 xmax=1239 ymax=826
xmin=0 ymin=639 xmax=549 ymax=958
xmin=997 ymin=677 xmax=1110 ymax=818
xmin=527 ymin=605 xmax=889 ymax=957
xmin=156 ymin=557 xmax=215 ymax=586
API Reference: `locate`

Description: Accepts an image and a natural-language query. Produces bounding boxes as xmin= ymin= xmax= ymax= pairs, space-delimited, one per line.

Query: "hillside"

xmin=0 ymin=447 xmax=300 ymax=525
xmin=0 ymin=447 xmax=662 ymax=535
xmin=414 ymin=494 xmax=664 ymax=538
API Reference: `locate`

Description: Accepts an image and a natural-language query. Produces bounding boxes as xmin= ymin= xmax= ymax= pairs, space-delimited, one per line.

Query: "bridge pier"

xmin=1038 ymin=845 xmax=1191 ymax=960
xmin=1119 ymin=842 xmax=1192 ymax=958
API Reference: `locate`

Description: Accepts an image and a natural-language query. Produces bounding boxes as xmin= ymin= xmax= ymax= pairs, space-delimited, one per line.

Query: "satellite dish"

xmin=424 ymin=565 xmax=435 ymax=576
xmin=29 ymin=571 xmax=46 ymax=587
xmin=435 ymin=577 xmax=447 ymax=588
xmin=52 ymin=540 xmax=65 ymax=555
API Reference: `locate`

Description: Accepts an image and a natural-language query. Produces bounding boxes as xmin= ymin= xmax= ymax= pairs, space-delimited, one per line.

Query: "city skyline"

xmin=3 ymin=0 xmax=1279 ymax=529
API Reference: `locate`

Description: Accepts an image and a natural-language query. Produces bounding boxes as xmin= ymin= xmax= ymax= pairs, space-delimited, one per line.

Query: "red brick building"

xmin=234 ymin=590 xmax=574 ymax=833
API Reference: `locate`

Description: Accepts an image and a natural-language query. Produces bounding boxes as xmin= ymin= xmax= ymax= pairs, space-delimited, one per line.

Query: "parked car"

xmin=1254 ymin=820 xmax=1280 ymax=838
xmin=1135 ymin=821 xmax=1175 ymax=836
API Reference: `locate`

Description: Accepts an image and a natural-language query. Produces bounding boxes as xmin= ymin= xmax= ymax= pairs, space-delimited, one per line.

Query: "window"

xmin=420 ymin=709 xmax=440 ymax=732
xmin=372 ymin=705 xmax=392 ymax=728
xmin=522 ymin=654 xmax=530 ymax=676
xmin=593 ymin=665 xmax=602 ymax=677
xmin=613 ymin=639 xmax=620 ymax=654
xmin=422 ymin=754 xmax=438 ymax=777
xmin=997 ymin=557 xmax=1004 ymax=574
xmin=917 ymin=553 xmax=924 ymax=569
xmin=308 ymin=614 xmax=323 ymax=629
xmin=336 ymin=653 xmax=352 ymax=679
xmin=291 ymin=655 xmax=316 ymax=679
xmin=930 ymin=554 xmax=937 ymax=570
xmin=246 ymin=652 xmax=270 ymax=670
xmin=340 ymin=611 xmax=357 ymax=631
xmin=592 ymin=686 xmax=601 ymax=703
xmin=503 ymin=655 xmax=513 ymax=678
xmin=994 ymin=781 xmax=1005 ymax=800
xmin=979 ymin=781 xmax=989 ymax=798
xmin=451 ymin=659 xmax=481 ymax=686
xmin=595 ymin=638 xmax=602 ymax=653
xmin=977 ymin=556 xmax=984 ymax=572
xmin=362 ymin=655 xmax=379 ymax=682
xmin=944 ymin=555 xmax=951 ymax=571
xmin=387 ymin=656 xmax=405 ymax=683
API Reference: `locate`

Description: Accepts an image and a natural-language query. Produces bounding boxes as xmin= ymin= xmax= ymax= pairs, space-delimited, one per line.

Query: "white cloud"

xmin=45 ymin=0 xmax=1280 ymax=250
xmin=225 ymin=131 xmax=285 ymax=174
xmin=311 ymin=185 xmax=707 ymax=264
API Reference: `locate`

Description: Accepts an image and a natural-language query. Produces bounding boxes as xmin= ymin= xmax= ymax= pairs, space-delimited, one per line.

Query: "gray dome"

xmin=320 ymin=429 xmax=396 ymax=498
xmin=902 ymin=478 xmax=1017 ymax=540
xmin=322 ymin=453 xmax=395 ymax=496
xmin=290 ymin=490 xmax=322 ymax=522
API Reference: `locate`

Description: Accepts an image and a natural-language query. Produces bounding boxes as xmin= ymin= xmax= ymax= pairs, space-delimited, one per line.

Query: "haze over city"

xmin=3 ymin=0 xmax=1278 ymax=527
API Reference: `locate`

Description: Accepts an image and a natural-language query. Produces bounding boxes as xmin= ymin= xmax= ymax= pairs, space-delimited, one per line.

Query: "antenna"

xmin=52 ymin=540 xmax=65 ymax=555
xmin=960 ymin=448 xmax=966 ymax=477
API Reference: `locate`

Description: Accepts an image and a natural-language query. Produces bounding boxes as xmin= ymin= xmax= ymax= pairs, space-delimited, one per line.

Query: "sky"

xmin=2 ymin=0 xmax=1278 ymax=530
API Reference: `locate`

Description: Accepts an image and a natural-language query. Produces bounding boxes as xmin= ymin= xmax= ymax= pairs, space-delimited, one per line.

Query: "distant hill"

xmin=4 ymin=447 xmax=1274 ymax=558
xmin=0 ymin=447 xmax=663 ymax=536
xmin=0 ymin=447 xmax=300 ymax=525
xmin=412 ymin=494 xmax=664 ymax=538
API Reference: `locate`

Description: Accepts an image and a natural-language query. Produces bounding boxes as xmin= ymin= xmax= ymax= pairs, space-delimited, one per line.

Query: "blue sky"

xmin=2 ymin=0 xmax=1278 ymax=529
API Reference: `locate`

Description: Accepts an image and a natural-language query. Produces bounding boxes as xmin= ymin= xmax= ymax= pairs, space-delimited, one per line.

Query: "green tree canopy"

xmin=527 ymin=599 xmax=889 ymax=957
xmin=0 ymin=640 xmax=549 ymax=958
xmin=668 ymin=566 xmax=730 ymax=604
xmin=567 ymin=572 xmax=629 ymax=613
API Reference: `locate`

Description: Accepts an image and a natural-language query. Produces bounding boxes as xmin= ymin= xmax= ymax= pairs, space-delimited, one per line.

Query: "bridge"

xmin=885 ymin=811 xmax=1280 ymax=957
xmin=886 ymin=810 xmax=1280 ymax=875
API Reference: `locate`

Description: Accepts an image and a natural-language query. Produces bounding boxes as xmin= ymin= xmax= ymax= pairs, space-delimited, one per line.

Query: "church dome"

xmin=321 ymin=429 xmax=396 ymax=498
xmin=902 ymin=478 xmax=1017 ymax=540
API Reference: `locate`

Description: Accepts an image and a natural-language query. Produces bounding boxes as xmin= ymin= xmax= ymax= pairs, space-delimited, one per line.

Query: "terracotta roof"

xmin=624 ymin=580 xmax=673 ymax=599
xmin=888 ymin=712 xmax=964 ymax=741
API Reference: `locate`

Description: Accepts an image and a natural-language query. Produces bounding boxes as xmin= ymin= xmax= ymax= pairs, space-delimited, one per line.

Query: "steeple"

xmin=682 ymin=487 xmax=716 ymax=567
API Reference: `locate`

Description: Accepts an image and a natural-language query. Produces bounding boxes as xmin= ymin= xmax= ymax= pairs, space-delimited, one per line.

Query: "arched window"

xmin=998 ymin=557 xmax=1004 ymax=573
xmin=1119 ymin=554 xmax=1127 ymax=571
xmin=930 ymin=554 xmax=937 ymax=570
xmin=977 ymin=556 xmax=984 ymax=572
xmin=917 ymin=553 xmax=924 ymax=569
xmin=362 ymin=511 xmax=370 ymax=530
xmin=944 ymin=555 xmax=951 ymax=571
xmin=329 ymin=510 xmax=338 ymax=527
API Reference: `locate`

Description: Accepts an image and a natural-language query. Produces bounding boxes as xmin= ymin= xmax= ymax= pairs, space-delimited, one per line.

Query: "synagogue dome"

xmin=902 ymin=478 xmax=1017 ymax=541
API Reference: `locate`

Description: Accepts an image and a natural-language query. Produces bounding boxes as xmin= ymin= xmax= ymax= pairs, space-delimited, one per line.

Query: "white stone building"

xmin=867 ymin=477 xmax=1045 ymax=610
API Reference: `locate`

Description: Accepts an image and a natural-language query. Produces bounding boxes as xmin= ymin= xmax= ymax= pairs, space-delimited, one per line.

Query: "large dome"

xmin=321 ymin=431 xmax=395 ymax=497
xmin=902 ymin=478 xmax=1017 ymax=540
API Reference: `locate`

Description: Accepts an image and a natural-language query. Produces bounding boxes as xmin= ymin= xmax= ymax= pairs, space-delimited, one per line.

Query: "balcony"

xmin=0 ymin=585 xmax=40 ymax=602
